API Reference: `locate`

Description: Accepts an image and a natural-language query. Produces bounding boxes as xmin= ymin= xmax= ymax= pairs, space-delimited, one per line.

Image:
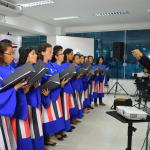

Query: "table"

xmin=106 ymin=111 xmax=150 ymax=150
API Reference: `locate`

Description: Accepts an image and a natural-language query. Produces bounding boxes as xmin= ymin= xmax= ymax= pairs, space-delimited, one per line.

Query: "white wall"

xmin=0 ymin=34 xmax=21 ymax=59
xmin=0 ymin=15 xmax=56 ymax=36
xmin=47 ymin=36 xmax=56 ymax=46
xmin=56 ymin=36 xmax=94 ymax=56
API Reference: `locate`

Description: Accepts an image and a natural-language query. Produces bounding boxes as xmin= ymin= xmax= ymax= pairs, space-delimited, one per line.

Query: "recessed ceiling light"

xmin=95 ymin=11 xmax=129 ymax=17
xmin=18 ymin=0 xmax=54 ymax=8
xmin=53 ymin=16 xmax=79 ymax=21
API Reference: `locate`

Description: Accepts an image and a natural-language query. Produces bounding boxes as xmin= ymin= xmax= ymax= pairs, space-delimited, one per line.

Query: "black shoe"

xmin=57 ymin=137 xmax=64 ymax=141
xmin=71 ymin=126 xmax=76 ymax=130
xmin=62 ymin=134 xmax=67 ymax=138
xmin=88 ymin=106 xmax=94 ymax=109
xmin=67 ymin=129 xmax=72 ymax=132
xmin=44 ymin=141 xmax=57 ymax=146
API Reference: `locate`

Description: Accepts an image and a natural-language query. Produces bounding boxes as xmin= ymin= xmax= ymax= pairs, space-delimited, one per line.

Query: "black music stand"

xmin=106 ymin=111 xmax=150 ymax=150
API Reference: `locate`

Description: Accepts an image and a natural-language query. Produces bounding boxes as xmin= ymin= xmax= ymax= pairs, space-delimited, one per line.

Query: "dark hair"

xmin=96 ymin=56 xmax=104 ymax=64
xmin=38 ymin=43 xmax=52 ymax=60
xmin=51 ymin=45 xmax=63 ymax=62
xmin=73 ymin=53 xmax=80 ymax=61
xmin=63 ymin=48 xmax=73 ymax=62
xmin=53 ymin=45 xmax=63 ymax=52
xmin=88 ymin=55 xmax=93 ymax=59
xmin=80 ymin=54 xmax=85 ymax=58
xmin=0 ymin=39 xmax=12 ymax=47
xmin=0 ymin=43 xmax=12 ymax=64
xmin=16 ymin=47 xmax=34 ymax=67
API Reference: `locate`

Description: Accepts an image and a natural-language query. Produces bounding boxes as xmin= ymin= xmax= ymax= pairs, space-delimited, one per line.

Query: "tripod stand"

xmin=107 ymin=60 xmax=129 ymax=97
xmin=133 ymin=83 xmax=150 ymax=110
xmin=141 ymin=122 xmax=150 ymax=150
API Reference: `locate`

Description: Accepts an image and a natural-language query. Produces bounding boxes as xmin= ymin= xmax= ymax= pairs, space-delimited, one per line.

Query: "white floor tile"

xmin=46 ymin=94 xmax=150 ymax=150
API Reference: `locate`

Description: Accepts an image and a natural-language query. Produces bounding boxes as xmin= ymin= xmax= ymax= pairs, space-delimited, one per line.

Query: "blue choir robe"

xmin=70 ymin=65 xmax=84 ymax=118
xmin=0 ymin=65 xmax=17 ymax=117
xmin=13 ymin=66 xmax=28 ymax=121
xmin=62 ymin=62 xmax=78 ymax=120
xmin=52 ymin=62 xmax=73 ymax=131
xmin=93 ymin=64 xmax=107 ymax=98
xmin=42 ymin=61 xmax=65 ymax=134
xmin=88 ymin=65 xmax=95 ymax=103
xmin=82 ymin=75 xmax=90 ymax=108
xmin=0 ymin=65 xmax=33 ymax=150
xmin=17 ymin=63 xmax=44 ymax=150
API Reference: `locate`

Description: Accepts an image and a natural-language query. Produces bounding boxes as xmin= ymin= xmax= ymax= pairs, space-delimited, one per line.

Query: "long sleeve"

xmin=0 ymin=65 xmax=17 ymax=117
xmin=139 ymin=55 xmax=150 ymax=70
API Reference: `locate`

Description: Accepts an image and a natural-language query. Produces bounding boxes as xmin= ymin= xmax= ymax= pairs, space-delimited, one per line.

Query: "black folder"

xmin=41 ymin=73 xmax=60 ymax=91
xmin=94 ymin=66 xmax=109 ymax=74
xmin=59 ymin=64 xmax=76 ymax=80
xmin=77 ymin=62 xmax=92 ymax=75
xmin=87 ymin=69 xmax=95 ymax=80
xmin=28 ymin=60 xmax=48 ymax=84
xmin=0 ymin=63 xmax=36 ymax=92
xmin=81 ymin=62 xmax=92 ymax=70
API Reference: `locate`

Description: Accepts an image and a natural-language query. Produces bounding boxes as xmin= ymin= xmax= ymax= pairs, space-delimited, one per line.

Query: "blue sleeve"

xmin=63 ymin=81 xmax=74 ymax=94
xmin=13 ymin=88 xmax=28 ymax=120
xmin=0 ymin=77 xmax=17 ymax=117
xmin=26 ymin=87 xmax=41 ymax=108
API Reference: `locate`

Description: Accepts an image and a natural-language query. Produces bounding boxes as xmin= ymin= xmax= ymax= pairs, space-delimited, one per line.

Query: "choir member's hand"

xmin=96 ymin=73 xmax=99 ymax=76
xmin=33 ymin=81 xmax=39 ymax=88
xmin=132 ymin=49 xmax=143 ymax=60
xmin=76 ymin=74 xmax=83 ymax=79
xmin=101 ymin=71 xmax=105 ymax=76
xmin=42 ymin=89 xmax=50 ymax=96
xmin=61 ymin=78 xmax=70 ymax=87
xmin=14 ymin=80 xmax=27 ymax=91
xmin=23 ymin=84 xmax=31 ymax=93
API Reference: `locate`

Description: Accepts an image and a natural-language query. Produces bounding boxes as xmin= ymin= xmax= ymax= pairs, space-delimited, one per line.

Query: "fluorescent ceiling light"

xmin=147 ymin=9 xmax=150 ymax=12
xmin=18 ymin=0 xmax=54 ymax=8
xmin=95 ymin=11 xmax=129 ymax=17
xmin=53 ymin=16 xmax=79 ymax=21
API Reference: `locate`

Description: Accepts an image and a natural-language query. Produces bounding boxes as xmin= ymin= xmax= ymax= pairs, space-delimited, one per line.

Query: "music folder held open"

xmin=0 ymin=62 xmax=36 ymax=92
xmin=41 ymin=73 xmax=60 ymax=91
xmin=59 ymin=64 xmax=76 ymax=80
xmin=28 ymin=60 xmax=48 ymax=84
xmin=77 ymin=62 xmax=92 ymax=75
xmin=87 ymin=69 xmax=95 ymax=80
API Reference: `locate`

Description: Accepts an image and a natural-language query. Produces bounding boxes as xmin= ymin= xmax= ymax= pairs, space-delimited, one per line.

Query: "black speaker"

xmin=113 ymin=42 xmax=124 ymax=60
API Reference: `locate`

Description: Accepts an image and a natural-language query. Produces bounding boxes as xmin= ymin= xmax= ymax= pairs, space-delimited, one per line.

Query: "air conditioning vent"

xmin=0 ymin=0 xmax=16 ymax=10
xmin=0 ymin=0 xmax=22 ymax=17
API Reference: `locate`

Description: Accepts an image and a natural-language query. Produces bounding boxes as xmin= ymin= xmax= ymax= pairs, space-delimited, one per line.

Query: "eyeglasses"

xmin=3 ymin=52 xmax=14 ymax=56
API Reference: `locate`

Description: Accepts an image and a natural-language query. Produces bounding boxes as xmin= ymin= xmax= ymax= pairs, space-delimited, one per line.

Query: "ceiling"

xmin=1 ymin=0 xmax=150 ymax=35
xmin=13 ymin=0 xmax=150 ymax=28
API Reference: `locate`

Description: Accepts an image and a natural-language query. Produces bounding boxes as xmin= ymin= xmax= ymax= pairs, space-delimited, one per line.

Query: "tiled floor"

xmin=46 ymin=94 xmax=150 ymax=150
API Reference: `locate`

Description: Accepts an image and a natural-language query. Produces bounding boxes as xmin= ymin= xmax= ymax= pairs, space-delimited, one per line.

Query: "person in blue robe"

xmin=79 ymin=54 xmax=91 ymax=113
xmin=63 ymin=48 xmax=77 ymax=130
xmin=0 ymin=43 xmax=32 ymax=150
xmin=71 ymin=54 xmax=84 ymax=119
xmin=87 ymin=55 xmax=95 ymax=109
xmin=38 ymin=43 xmax=65 ymax=145
xmin=51 ymin=45 xmax=72 ymax=134
xmin=93 ymin=56 xmax=107 ymax=106
xmin=16 ymin=47 xmax=44 ymax=150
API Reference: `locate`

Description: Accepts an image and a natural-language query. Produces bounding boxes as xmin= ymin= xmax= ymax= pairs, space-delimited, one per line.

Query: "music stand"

xmin=107 ymin=60 xmax=129 ymax=97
